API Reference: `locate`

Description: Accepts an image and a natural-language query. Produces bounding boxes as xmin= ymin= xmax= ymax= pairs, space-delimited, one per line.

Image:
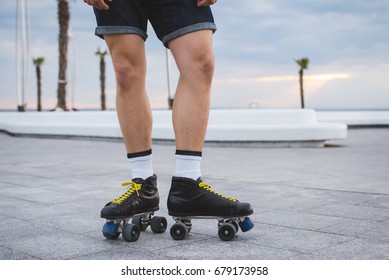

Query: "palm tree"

xmin=95 ymin=48 xmax=108 ymax=110
xmin=33 ymin=57 xmax=45 ymax=111
xmin=56 ymin=0 xmax=70 ymax=111
xmin=295 ymin=57 xmax=309 ymax=109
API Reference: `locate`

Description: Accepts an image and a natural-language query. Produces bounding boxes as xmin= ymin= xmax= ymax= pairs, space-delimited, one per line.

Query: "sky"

xmin=1 ymin=0 xmax=389 ymax=110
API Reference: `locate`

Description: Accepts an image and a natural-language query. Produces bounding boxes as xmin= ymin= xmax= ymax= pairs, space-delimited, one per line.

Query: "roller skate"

xmin=167 ymin=177 xmax=254 ymax=241
xmin=101 ymin=175 xmax=167 ymax=242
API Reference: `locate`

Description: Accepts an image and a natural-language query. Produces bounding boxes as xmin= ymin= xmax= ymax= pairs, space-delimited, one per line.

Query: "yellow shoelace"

xmin=111 ymin=182 xmax=142 ymax=205
xmin=198 ymin=181 xmax=237 ymax=202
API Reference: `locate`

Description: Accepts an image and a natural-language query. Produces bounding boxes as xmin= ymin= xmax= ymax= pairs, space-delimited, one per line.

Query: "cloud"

xmin=1 ymin=0 xmax=389 ymax=110
xmin=215 ymin=0 xmax=389 ymax=65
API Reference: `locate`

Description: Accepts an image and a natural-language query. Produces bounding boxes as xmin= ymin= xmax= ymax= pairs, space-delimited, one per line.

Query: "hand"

xmin=197 ymin=0 xmax=218 ymax=7
xmin=84 ymin=0 xmax=112 ymax=10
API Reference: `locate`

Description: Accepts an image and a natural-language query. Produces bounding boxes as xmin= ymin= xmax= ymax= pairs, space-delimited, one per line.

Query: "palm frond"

xmin=295 ymin=57 xmax=309 ymax=69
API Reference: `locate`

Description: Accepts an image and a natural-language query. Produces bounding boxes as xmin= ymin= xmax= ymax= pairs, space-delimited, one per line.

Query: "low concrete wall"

xmin=317 ymin=111 xmax=389 ymax=127
xmin=0 ymin=109 xmax=347 ymax=147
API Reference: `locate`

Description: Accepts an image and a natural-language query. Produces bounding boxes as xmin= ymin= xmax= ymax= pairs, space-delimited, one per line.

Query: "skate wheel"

xmin=122 ymin=223 xmax=140 ymax=242
xmin=239 ymin=217 xmax=254 ymax=232
xmin=150 ymin=216 xmax=167 ymax=233
xmin=102 ymin=222 xmax=120 ymax=239
xmin=225 ymin=219 xmax=239 ymax=233
xmin=170 ymin=221 xmax=188 ymax=240
xmin=218 ymin=223 xmax=236 ymax=241
xmin=132 ymin=216 xmax=148 ymax=231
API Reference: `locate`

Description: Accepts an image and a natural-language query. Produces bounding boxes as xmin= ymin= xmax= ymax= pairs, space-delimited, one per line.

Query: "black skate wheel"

xmin=150 ymin=216 xmax=167 ymax=233
xmin=233 ymin=221 xmax=240 ymax=233
xmin=225 ymin=219 xmax=239 ymax=233
xmin=218 ymin=223 xmax=236 ymax=241
xmin=170 ymin=221 xmax=188 ymax=240
xmin=122 ymin=223 xmax=140 ymax=242
xmin=102 ymin=222 xmax=120 ymax=240
xmin=132 ymin=216 xmax=148 ymax=231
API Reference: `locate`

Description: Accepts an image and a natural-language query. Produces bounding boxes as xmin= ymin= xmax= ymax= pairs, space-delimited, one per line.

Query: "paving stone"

xmin=72 ymin=247 xmax=174 ymax=260
xmin=2 ymin=231 xmax=116 ymax=260
xmin=294 ymin=238 xmax=389 ymax=260
xmin=0 ymin=245 xmax=39 ymax=260
xmin=305 ymin=204 xmax=389 ymax=222
xmin=319 ymin=220 xmax=389 ymax=242
xmin=34 ymin=212 xmax=103 ymax=235
xmin=157 ymin=238 xmax=298 ymax=260
xmin=253 ymin=210 xmax=349 ymax=231
xmin=250 ymin=228 xmax=352 ymax=254
xmin=0 ymin=196 xmax=82 ymax=221
xmin=0 ymin=219 xmax=57 ymax=241
xmin=359 ymin=195 xmax=389 ymax=209
xmin=0 ymin=171 xmax=58 ymax=189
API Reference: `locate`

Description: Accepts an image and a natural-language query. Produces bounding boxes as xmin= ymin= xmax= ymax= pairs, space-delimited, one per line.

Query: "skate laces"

xmin=111 ymin=182 xmax=142 ymax=205
xmin=198 ymin=181 xmax=237 ymax=202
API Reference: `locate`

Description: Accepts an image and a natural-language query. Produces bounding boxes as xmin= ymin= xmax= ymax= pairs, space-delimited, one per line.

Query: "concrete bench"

xmin=0 ymin=111 xmax=123 ymax=138
xmin=317 ymin=111 xmax=389 ymax=127
xmin=153 ymin=109 xmax=347 ymax=147
xmin=0 ymin=109 xmax=347 ymax=147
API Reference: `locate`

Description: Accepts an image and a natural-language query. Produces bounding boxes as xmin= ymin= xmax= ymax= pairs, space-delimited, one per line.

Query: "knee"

xmin=182 ymin=52 xmax=215 ymax=81
xmin=113 ymin=60 xmax=145 ymax=92
xmin=196 ymin=52 xmax=215 ymax=78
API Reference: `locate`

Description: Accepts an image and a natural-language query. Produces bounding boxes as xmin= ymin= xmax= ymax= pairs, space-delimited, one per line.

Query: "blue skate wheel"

xmin=239 ymin=217 xmax=254 ymax=232
xmin=102 ymin=221 xmax=120 ymax=239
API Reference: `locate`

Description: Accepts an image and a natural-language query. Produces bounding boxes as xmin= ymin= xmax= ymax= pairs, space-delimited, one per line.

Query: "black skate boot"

xmin=168 ymin=177 xmax=254 ymax=241
xmin=101 ymin=175 xmax=167 ymax=242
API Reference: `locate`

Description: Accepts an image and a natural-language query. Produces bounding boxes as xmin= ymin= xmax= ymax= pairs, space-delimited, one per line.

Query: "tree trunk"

xmin=17 ymin=105 xmax=26 ymax=112
xmin=36 ymin=65 xmax=42 ymax=111
xmin=100 ymin=57 xmax=106 ymax=110
xmin=299 ymin=69 xmax=305 ymax=109
xmin=56 ymin=0 xmax=69 ymax=111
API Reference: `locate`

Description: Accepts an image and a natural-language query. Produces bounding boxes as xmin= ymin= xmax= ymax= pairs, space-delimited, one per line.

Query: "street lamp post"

xmin=166 ymin=49 xmax=174 ymax=109
xmin=15 ymin=0 xmax=31 ymax=112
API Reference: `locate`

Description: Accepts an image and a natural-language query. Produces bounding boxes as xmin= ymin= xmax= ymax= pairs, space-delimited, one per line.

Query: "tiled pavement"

xmin=0 ymin=129 xmax=388 ymax=260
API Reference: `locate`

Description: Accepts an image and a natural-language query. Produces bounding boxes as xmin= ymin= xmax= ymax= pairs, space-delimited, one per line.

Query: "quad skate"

xmin=167 ymin=177 xmax=254 ymax=241
xmin=102 ymin=211 xmax=167 ymax=242
xmin=101 ymin=175 xmax=167 ymax=242
xmin=170 ymin=215 xmax=253 ymax=241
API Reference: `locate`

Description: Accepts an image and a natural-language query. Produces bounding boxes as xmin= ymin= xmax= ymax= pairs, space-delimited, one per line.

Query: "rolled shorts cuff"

xmin=95 ymin=26 xmax=148 ymax=41
xmin=162 ymin=22 xmax=217 ymax=47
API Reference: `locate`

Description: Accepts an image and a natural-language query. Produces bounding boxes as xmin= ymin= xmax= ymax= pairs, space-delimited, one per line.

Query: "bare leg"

xmin=168 ymin=30 xmax=215 ymax=151
xmin=104 ymin=34 xmax=152 ymax=153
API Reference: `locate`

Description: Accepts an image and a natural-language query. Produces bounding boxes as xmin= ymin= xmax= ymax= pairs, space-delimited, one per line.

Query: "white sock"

xmin=127 ymin=150 xmax=153 ymax=180
xmin=175 ymin=150 xmax=202 ymax=181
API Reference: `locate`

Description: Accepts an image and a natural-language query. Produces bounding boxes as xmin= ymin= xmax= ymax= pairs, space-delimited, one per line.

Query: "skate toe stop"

xmin=239 ymin=217 xmax=254 ymax=232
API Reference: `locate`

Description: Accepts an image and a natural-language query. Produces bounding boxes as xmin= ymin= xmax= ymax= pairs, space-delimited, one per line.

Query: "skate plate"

xmin=102 ymin=211 xmax=167 ymax=242
xmin=170 ymin=215 xmax=254 ymax=241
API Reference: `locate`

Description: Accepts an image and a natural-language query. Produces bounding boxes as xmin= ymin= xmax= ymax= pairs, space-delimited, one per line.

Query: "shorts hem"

xmin=162 ymin=22 xmax=217 ymax=47
xmin=95 ymin=26 xmax=148 ymax=41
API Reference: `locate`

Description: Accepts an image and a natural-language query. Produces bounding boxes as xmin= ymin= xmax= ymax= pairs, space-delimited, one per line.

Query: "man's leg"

xmin=169 ymin=30 xmax=215 ymax=153
xmin=104 ymin=34 xmax=152 ymax=154
xmin=168 ymin=30 xmax=214 ymax=181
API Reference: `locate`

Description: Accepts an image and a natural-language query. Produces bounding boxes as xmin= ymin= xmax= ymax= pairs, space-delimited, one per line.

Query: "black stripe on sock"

xmin=175 ymin=150 xmax=202 ymax=157
xmin=127 ymin=149 xmax=152 ymax=159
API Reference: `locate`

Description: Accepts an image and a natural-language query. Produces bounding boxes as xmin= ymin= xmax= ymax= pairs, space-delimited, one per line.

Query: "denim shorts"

xmin=94 ymin=0 xmax=217 ymax=47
